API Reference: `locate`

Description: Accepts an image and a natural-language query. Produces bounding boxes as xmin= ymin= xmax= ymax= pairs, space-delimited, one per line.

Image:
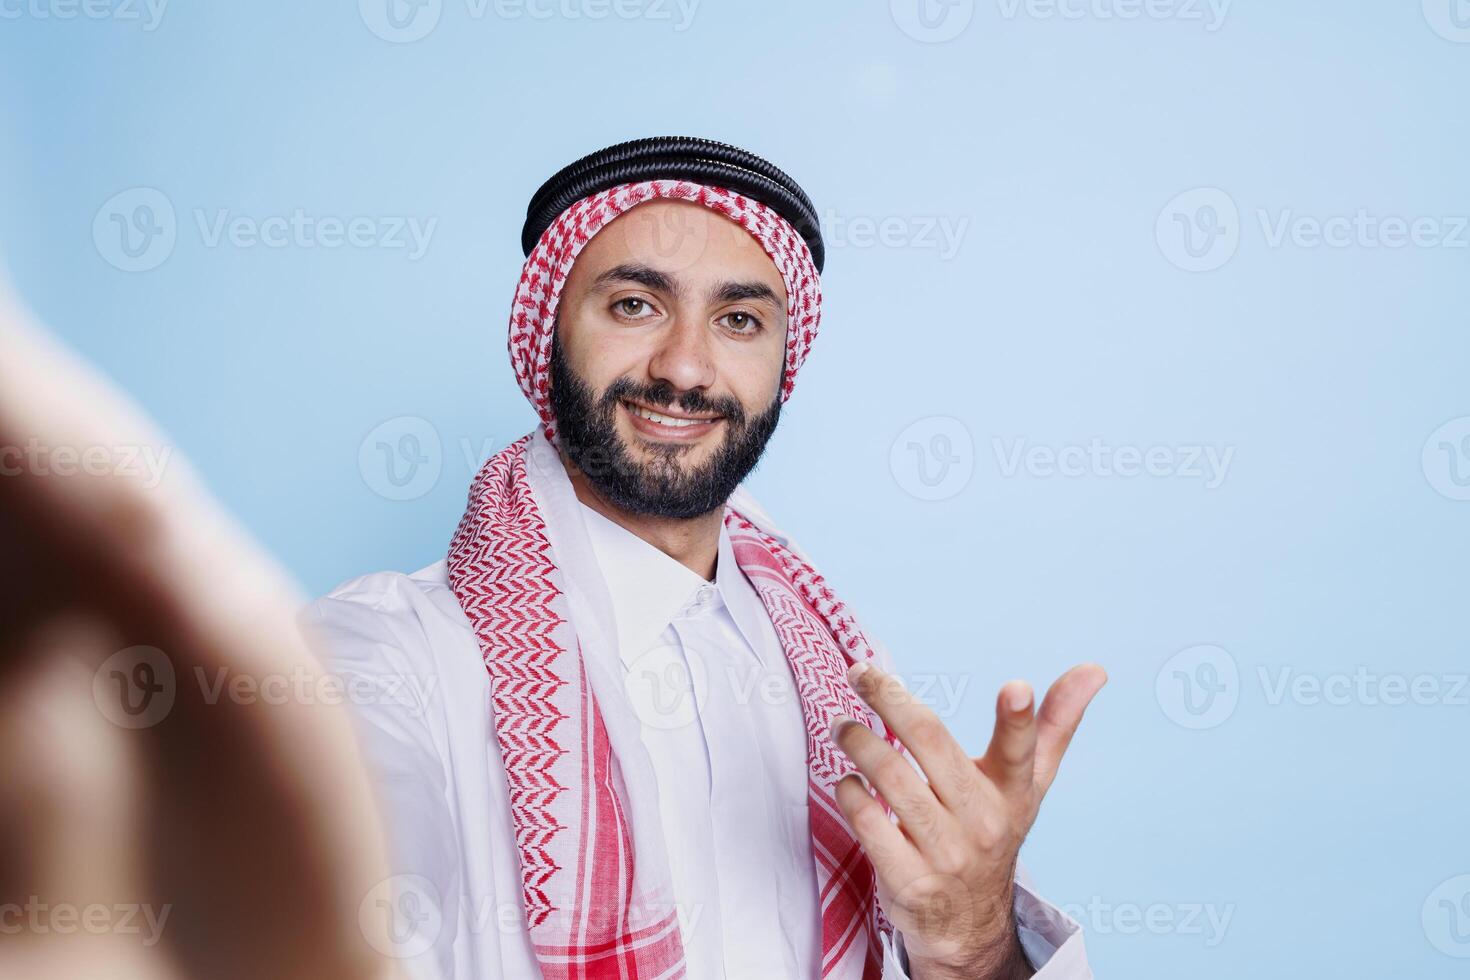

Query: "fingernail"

xmin=1004 ymin=682 xmax=1033 ymax=712
xmin=830 ymin=714 xmax=858 ymax=738
xmin=847 ymin=661 xmax=872 ymax=686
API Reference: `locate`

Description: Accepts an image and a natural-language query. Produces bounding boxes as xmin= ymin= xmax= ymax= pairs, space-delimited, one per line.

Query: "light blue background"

xmin=2 ymin=1 xmax=1467 ymax=976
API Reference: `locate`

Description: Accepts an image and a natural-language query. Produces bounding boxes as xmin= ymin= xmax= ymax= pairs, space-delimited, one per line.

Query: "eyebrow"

xmin=591 ymin=263 xmax=675 ymax=294
xmin=710 ymin=280 xmax=781 ymax=308
xmin=590 ymin=263 xmax=782 ymax=309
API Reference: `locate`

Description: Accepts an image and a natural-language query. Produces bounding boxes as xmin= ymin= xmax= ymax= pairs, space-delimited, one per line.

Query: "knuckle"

xmin=853 ymin=802 xmax=888 ymax=839
xmin=873 ymin=674 xmax=908 ymax=709
xmin=974 ymin=812 xmax=1010 ymax=850
xmin=942 ymin=755 xmax=980 ymax=800
xmin=863 ymin=835 xmax=896 ymax=869
xmin=832 ymin=722 xmax=857 ymax=750
xmin=932 ymin=842 xmax=970 ymax=877
xmin=896 ymin=874 xmax=947 ymax=908
xmin=897 ymin=794 xmax=941 ymax=836
xmin=874 ymin=751 xmax=913 ymax=788
xmin=998 ymin=746 xmax=1031 ymax=772
xmin=907 ymin=717 xmax=949 ymax=753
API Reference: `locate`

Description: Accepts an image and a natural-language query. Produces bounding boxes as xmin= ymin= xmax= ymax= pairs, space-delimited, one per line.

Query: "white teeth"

xmin=627 ymin=402 xmax=717 ymax=428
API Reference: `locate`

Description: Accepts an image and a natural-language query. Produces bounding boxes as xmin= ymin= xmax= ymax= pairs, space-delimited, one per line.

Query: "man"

xmin=306 ymin=137 xmax=1104 ymax=979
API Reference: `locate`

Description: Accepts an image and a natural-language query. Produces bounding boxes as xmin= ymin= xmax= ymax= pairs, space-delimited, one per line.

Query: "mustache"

xmin=600 ymin=376 xmax=747 ymax=426
xmin=547 ymin=333 xmax=783 ymax=519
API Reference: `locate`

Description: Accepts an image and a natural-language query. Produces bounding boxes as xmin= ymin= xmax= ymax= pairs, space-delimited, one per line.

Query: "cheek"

xmin=583 ymin=334 xmax=651 ymax=392
xmin=728 ymin=339 xmax=786 ymax=409
xmin=560 ymin=303 xmax=641 ymax=387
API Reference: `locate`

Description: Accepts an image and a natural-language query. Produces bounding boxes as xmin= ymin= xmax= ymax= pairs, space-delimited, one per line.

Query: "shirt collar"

xmin=579 ymin=502 xmax=719 ymax=666
xmin=577 ymin=501 xmax=780 ymax=671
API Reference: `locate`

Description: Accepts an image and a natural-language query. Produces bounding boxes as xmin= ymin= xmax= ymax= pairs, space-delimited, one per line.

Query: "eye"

xmin=613 ymin=297 xmax=656 ymax=319
xmin=719 ymin=311 xmax=763 ymax=335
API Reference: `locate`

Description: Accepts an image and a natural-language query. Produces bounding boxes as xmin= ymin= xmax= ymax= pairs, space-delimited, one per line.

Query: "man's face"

xmin=549 ymin=199 xmax=789 ymax=520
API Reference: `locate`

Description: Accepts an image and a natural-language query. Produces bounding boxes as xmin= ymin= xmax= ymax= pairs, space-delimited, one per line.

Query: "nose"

xmin=646 ymin=310 xmax=715 ymax=397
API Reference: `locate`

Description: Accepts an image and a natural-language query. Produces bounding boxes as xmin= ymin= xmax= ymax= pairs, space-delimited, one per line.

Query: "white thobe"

xmin=302 ymin=434 xmax=1093 ymax=978
xmin=579 ymin=500 xmax=820 ymax=978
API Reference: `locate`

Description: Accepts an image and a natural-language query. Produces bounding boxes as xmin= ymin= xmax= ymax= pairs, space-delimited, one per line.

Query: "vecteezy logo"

xmin=887 ymin=873 xmax=974 ymax=961
xmin=1422 ymin=874 xmax=1470 ymax=957
xmin=92 ymin=645 xmax=177 ymax=729
xmin=359 ymin=874 xmax=443 ymax=959
xmin=624 ymin=642 xmax=706 ymax=731
xmin=1156 ymin=187 xmax=1240 ymax=273
xmin=93 ymin=188 xmax=177 ymax=273
xmin=1423 ymin=0 xmax=1470 ymax=43
xmin=358 ymin=416 xmax=443 ymax=501
xmin=621 ymin=203 xmax=711 ymax=273
xmin=359 ymin=0 xmax=442 ymax=42
xmin=889 ymin=0 xmax=975 ymax=42
xmin=890 ymin=416 xmax=975 ymax=501
xmin=1422 ymin=417 xmax=1470 ymax=501
xmin=1155 ymin=644 xmax=1239 ymax=729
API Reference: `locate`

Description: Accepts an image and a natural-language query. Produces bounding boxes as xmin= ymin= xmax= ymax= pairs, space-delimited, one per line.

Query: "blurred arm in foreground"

xmin=0 ymin=281 xmax=400 ymax=980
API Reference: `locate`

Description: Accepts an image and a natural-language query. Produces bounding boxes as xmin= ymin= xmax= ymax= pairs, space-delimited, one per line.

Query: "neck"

xmin=559 ymin=451 xmax=722 ymax=581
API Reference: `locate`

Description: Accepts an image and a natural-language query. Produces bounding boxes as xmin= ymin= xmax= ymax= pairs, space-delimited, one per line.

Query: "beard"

xmin=547 ymin=333 xmax=782 ymax=520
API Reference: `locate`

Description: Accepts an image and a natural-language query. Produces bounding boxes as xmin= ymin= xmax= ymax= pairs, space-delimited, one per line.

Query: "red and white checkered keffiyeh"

xmin=448 ymin=181 xmax=893 ymax=978
xmin=508 ymin=180 xmax=822 ymax=446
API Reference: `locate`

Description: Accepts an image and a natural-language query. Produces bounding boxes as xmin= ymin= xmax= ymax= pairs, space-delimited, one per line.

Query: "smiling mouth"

xmin=621 ymin=399 xmax=725 ymax=437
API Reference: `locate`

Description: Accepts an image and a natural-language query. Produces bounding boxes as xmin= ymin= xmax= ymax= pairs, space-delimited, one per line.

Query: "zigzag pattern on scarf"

xmin=447 ymin=430 xmax=898 ymax=977
xmin=727 ymin=512 xmax=903 ymax=962
xmin=447 ymin=434 xmax=570 ymax=928
xmin=726 ymin=513 xmax=892 ymax=775
xmin=727 ymin=510 xmax=892 ymax=980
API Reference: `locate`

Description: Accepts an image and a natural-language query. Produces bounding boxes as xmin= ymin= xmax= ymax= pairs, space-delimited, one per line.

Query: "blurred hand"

xmin=0 ymin=283 xmax=399 ymax=980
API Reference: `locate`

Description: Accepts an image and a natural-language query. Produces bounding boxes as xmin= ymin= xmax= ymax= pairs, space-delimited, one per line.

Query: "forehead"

xmin=568 ymin=199 xmax=786 ymax=299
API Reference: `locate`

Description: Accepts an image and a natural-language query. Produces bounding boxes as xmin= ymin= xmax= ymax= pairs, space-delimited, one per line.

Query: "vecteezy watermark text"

xmin=358 ymin=0 xmax=699 ymax=43
xmin=1258 ymin=666 xmax=1468 ymax=708
xmin=194 ymin=209 xmax=436 ymax=259
xmin=624 ymin=644 xmax=975 ymax=732
xmin=360 ymin=873 xmax=711 ymax=959
xmin=821 ymin=210 xmax=971 ymax=260
xmin=996 ymin=0 xmax=1230 ymax=31
xmin=1 ymin=439 xmax=172 ymax=489
xmin=1157 ymin=187 xmax=1469 ymax=272
xmin=890 ymin=0 xmax=1229 ymax=42
xmin=0 ymin=0 xmax=167 ymax=30
xmin=992 ymin=437 xmax=1235 ymax=489
xmin=94 ymin=187 xmax=438 ymax=272
xmin=1257 ymin=209 xmax=1470 ymax=251
xmin=92 ymin=645 xmax=442 ymax=730
xmin=1024 ymin=896 xmax=1234 ymax=946
xmin=0 ymin=898 xmax=171 ymax=947
xmin=1157 ymin=644 xmax=1470 ymax=730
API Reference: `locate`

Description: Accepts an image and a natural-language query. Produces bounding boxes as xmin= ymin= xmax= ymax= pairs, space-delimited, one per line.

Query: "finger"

xmin=979 ymin=679 xmax=1037 ymax=797
xmin=0 ymin=286 xmax=299 ymax=651
xmin=831 ymin=714 xmax=954 ymax=851
xmin=833 ymin=774 xmax=924 ymax=885
xmin=0 ymin=285 xmax=397 ymax=977
xmin=1034 ymin=663 xmax=1107 ymax=796
xmin=0 ymin=624 xmax=139 ymax=904
xmin=846 ymin=661 xmax=980 ymax=813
